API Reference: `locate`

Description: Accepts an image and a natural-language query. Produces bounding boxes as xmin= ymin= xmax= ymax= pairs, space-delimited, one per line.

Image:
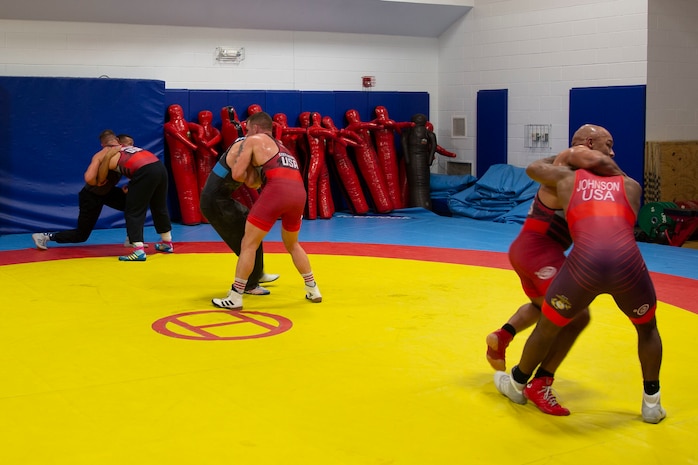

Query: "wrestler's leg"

xmin=538 ymin=306 xmax=590 ymax=373
xmin=634 ymin=316 xmax=665 ymax=423
xmin=516 ymin=313 xmax=563 ymax=379
xmin=612 ymin=276 xmax=665 ymax=420
xmin=210 ymin=198 xmax=247 ymax=254
xmin=103 ymin=186 xmax=127 ymax=212
xmin=236 ymin=222 xmax=267 ymax=282
xmin=249 ymin=244 xmax=265 ymax=289
xmin=204 ymin=196 xmax=264 ymax=289
xmin=516 ymin=262 xmax=595 ymax=380
xmin=634 ymin=317 xmax=663 ymax=381
xmin=211 ymin=217 xmax=267 ymax=309
xmin=491 ymin=238 xmax=565 ymax=370
xmin=149 ymin=166 xmax=172 ymax=236
xmin=486 ymin=301 xmax=540 ymax=371
xmin=123 ymin=174 xmax=152 ymax=244
xmin=53 ymin=189 xmax=104 ymax=243
xmin=280 ymin=227 xmax=311 ymax=275
xmin=281 ymin=226 xmax=321 ymax=303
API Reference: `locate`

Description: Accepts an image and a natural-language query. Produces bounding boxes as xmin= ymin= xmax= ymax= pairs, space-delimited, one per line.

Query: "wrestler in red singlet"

xmin=542 ymin=169 xmax=657 ymax=326
xmin=211 ymin=111 xmax=321 ymax=309
xmin=496 ymin=143 xmax=665 ymax=424
xmin=508 ymin=194 xmax=572 ymax=300
xmin=116 ymin=146 xmax=160 ymax=176
xmin=247 ymin=135 xmax=306 ymax=233
xmin=98 ymin=139 xmax=173 ymax=261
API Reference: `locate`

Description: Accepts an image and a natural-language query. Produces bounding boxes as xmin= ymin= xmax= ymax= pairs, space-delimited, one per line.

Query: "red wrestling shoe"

xmin=486 ymin=328 xmax=513 ymax=371
xmin=523 ymin=377 xmax=570 ymax=416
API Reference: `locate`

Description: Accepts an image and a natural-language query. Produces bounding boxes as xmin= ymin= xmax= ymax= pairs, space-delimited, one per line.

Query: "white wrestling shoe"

xmin=32 ymin=233 xmax=50 ymax=250
xmin=642 ymin=391 xmax=667 ymax=424
xmin=494 ymin=370 xmax=527 ymax=405
xmin=305 ymin=284 xmax=322 ymax=303
xmin=259 ymin=273 xmax=280 ymax=283
xmin=212 ymin=289 xmax=243 ymax=310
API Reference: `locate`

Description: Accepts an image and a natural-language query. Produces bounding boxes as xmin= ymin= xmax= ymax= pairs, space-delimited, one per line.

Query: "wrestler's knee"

xmin=634 ymin=315 xmax=658 ymax=333
xmin=569 ymin=307 xmax=591 ymax=331
xmin=536 ymin=314 xmax=564 ymax=340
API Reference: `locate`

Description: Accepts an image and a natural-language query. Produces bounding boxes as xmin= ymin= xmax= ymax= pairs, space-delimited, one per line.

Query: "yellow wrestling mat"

xmin=1 ymin=252 xmax=696 ymax=464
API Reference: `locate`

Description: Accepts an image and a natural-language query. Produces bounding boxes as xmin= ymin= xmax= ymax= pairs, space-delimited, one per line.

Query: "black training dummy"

xmin=401 ymin=113 xmax=436 ymax=210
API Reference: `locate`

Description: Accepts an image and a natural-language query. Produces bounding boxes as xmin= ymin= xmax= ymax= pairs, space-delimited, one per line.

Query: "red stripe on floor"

xmin=3 ymin=241 xmax=695 ymax=314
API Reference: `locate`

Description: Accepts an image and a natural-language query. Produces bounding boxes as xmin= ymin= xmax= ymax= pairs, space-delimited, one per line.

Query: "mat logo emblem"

xmin=152 ymin=310 xmax=292 ymax=340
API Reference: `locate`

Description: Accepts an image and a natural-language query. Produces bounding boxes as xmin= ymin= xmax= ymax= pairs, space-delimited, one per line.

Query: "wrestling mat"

xmin=0 ymin=239 xmax=696 ymax=465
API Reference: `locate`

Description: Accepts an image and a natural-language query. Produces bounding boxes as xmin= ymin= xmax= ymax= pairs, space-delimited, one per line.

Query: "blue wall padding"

xmin=166 ymin=90 xmax=429 ymax=132
xmin=187 ymin=90 xmax=229 ymax=127
xmin=266 ymin=90 xmax=303 ymax=123
xmin=1 ymin=78 xmax=428 ymax=235
xmin=165 ymin=89 xmax=190 ymax=118
xmin=301 ymin=91 xmax=335 ymax=123
xmin=476 ymin=89 xmax=508 ymax=177
xmin=369 ymin=91 xmax=430 ymax=124
xmin=569 ymin=85 xmax=646 ymax=191
xmin=0 ymin=77 xmax=165 ymax=235
xmin=226 ymin=91 xmax=268 ymax=119
xmin=335 ymin=91 xmax=371 ymax=124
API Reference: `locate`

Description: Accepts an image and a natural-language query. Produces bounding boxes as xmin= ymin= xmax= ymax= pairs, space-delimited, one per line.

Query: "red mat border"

xmin=3 ymin=241 xmax=696 ymax=315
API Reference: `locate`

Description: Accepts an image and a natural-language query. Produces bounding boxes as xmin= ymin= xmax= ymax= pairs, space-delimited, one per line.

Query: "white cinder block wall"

xmin=0 ymin=19 xmax=439 ymax=115
xmin=2 ymin=0 xmax=697 ymax=177
xmin=438 ymin=0 xmax=649 ymax=175
xmin=646 ymin=0 xmax=698 ymax=141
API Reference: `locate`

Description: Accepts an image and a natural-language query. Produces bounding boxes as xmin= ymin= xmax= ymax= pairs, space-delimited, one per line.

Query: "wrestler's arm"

xmin=624 ymin=177 xmax=642 ymax=215
xmin=555 ymin=146 xmax=624 ymax=176
xmin=84 ymin=149 xmax=108 ymax=185
xmin=526 ymin=158 xmax=573 ymax=187
xmin=229 ymin=137 xmax=254 ymax=183
xmin=96 ymin=147 xmax=121 ymax=185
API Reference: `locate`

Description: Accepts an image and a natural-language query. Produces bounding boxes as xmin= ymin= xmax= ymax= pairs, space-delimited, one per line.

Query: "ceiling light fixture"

xmin=215 ymin=47 xmax=245 ymax=63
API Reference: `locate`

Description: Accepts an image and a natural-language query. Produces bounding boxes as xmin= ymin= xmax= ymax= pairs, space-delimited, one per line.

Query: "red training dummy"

xmin=322 ymin=116 xmax=369 ymax=215
xmin=190 ymin=110 xmax=222 ymax=205
xmin=220 ymin=106 xmax=245 ymax=149
xmin=371 ymin=106 xmax=414 ymax=209
xmin=305 ymin=112 xmax=335 ymax=219
xmin=345 ymin=109 xmax=393 ymax=213
xmin=164 ymin=104 xmax=203 ymax=224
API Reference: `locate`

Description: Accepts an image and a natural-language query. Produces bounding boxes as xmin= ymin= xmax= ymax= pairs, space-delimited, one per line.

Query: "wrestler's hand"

xmin=245 ymin=165 xmax=262 ymax=189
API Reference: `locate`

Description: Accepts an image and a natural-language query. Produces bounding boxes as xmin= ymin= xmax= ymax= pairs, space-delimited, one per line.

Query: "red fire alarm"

xmin=362 ymin=76 xmax=375 ymax=88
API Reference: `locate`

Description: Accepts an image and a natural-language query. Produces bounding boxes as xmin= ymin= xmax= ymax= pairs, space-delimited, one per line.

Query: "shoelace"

xmin=539 ymin=385 xmax=561 ymax=406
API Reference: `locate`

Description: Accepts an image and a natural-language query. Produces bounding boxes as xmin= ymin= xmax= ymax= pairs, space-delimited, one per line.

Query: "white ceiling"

xmin=0 ymin=0 xmax=473 ymax=38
